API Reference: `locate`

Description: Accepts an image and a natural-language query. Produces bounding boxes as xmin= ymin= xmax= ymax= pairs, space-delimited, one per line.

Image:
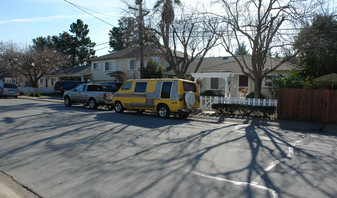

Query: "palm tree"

xmin=154 ymin=0 xmax=181 ymax=50
xmin=154 ymin=0 xmax=181 ymax=25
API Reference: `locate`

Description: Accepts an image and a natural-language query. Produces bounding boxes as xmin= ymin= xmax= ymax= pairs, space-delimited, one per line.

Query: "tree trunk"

xmin=254 ymin=78 xmax=262 ymax=99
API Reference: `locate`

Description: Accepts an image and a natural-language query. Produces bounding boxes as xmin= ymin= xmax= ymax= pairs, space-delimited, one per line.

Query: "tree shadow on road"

xmin=0 ymin=101 xmax=336 ymax=198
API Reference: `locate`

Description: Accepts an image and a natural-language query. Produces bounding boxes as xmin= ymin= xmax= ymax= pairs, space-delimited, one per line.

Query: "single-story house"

xmin=0 ymin=72 xmax=16 ymax=84
xmin=89 ymin=45 xmax=171 ymax=84
xmin=41 ymin=64 xmax=91 ymax=88
xmin=166 ymin=55 xmax=295 ymax=99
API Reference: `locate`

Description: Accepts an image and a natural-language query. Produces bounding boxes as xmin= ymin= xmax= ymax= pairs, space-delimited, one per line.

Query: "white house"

xmin=89 ymin=46 xmax=171 ymax=84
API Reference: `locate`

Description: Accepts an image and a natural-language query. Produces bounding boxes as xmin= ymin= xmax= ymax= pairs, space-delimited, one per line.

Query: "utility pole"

xmin=129 ymin=0 xmax=148 ymax=79
xmin=137 ymin=0 xmax=144 ymax=79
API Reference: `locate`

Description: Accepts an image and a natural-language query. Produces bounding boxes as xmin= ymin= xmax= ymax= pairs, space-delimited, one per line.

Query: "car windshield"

xmin=4 ymin=83 xmax=18 ymax=88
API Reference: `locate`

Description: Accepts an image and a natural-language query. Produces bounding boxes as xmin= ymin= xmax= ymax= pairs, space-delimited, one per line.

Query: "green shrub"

xmin=19 ymin=91 xmax=26 ymax=96
xmin=245 ymin=92 xmax=266 ymax=99
xmin=28 ymin=92 xmax=41 ymax=97
xmin=212 ymin=103 xmax=276 ymax=117
xmin=201 ymin=90 xmax=223 ymax=96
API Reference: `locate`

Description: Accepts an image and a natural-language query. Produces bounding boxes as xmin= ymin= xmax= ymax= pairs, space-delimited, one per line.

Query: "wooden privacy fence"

xmin=278 ymin=88 xmax=337 ymax=123
xmin=200 ymin=96 xmax=278 ymax=110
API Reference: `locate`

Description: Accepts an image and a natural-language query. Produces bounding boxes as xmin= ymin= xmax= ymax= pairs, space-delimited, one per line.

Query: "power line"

xmin=95 ymin=42 xmax=109 ymax=47
xmin=63 ymin=0 xmax=114 ymax=27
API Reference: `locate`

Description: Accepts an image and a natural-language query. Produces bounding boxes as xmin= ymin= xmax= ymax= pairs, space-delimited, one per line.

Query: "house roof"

xmin=90 ymin=45 xmax=163 ymax=61
xmin=90 ymin=45 xmax=185 ymax=61
xmin=47 ymin=65 xmax=91 ymax=77
xmin=0 ymin=72 xmax=12 ymax=79
xmin=166 ymin=55 xmax=296 ymax=75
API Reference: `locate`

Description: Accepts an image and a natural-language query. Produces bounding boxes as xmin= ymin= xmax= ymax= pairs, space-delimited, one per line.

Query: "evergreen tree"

xmin=144 ymin=60 xmax=164 ymax=78
xmin=295 ymin=15 xmax=337 ymax=78
xmin=32 ymin=19 xmax=95 ymax=67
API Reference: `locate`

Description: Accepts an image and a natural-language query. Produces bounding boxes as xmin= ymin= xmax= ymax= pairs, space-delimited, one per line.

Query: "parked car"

xmin=54 ymin=81 xmax=84 ymax=96
xmin=63 ymin=83 xmax=113 ymax=109
xmin=113 ymin=78 xmax=201 ymax=118
xmin=0 ymin=82 xmax=19 ymax=98
xmin=101 ymin=82 xmax=123 ymax=93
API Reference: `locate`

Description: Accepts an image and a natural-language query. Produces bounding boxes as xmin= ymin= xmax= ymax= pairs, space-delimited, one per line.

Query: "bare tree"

xmin=150 ymin=9 xmax=221 ymax=78
xmin=215 ymin=0 xmax=325 ymax=98
xmin=0 ymin=43 xmax=66 ymax=89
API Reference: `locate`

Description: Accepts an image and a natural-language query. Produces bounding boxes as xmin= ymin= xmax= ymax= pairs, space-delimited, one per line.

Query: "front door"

xmin=238 ymin=75 xmax=249 ymax=98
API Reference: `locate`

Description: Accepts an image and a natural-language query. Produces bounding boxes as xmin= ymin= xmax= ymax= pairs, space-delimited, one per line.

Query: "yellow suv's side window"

xmin=161 ymin=81 xmax=173 ymax=99
xmin=121 ymin=82 xmax=132 ymax=90
xmin=134 ymin=82 xmax=147 ymax=93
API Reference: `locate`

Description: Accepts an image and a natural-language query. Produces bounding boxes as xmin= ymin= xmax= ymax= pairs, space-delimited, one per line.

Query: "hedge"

xmin=212 ymin=103 xmax=276 ymax=117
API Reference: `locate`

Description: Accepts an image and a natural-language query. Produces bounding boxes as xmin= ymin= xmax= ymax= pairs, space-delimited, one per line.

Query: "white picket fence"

xmin=200 ymin=96 xmax=277 ymax=110
xmin=20 ymin=87 xmax=54 ymax=94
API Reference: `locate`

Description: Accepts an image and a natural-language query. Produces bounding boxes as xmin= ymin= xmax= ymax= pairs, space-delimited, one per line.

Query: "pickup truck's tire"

xmin=64 ymin=96 xmax=72 ymax=107
xmin=89 ymin=98 xmax=98 ymax=109
xmin=114 ymin=102 xmax=124 ymax=113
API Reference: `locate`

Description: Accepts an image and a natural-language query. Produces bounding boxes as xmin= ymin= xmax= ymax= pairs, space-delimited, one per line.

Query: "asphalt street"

xmin=0 ymin=98 xmax=336 ymax=198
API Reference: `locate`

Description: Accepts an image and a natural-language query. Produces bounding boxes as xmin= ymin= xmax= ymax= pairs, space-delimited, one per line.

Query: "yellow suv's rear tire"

xmin=157 ymin=104 xmax=170 ymax=118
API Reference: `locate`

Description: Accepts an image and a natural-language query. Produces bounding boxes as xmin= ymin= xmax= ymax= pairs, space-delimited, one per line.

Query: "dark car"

xmin=54 ymin=81 xmax=84 ymax=96
xmin=102 ymin=82 xmax=123 ymax=93
xmin=0 ymin=82 xmax=19 ymax=98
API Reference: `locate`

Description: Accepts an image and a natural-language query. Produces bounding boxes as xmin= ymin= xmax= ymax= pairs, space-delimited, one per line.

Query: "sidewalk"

xmin=0 ymin=171 xmax=40 ymax=198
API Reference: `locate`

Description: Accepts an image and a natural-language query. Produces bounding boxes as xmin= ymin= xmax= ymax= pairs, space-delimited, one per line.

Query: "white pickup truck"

xmin=63 ymin=83 xmax=113 ymax=109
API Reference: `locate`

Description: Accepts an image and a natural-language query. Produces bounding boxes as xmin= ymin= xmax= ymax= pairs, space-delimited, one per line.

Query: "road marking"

xmin=251 ymin=146 xmax=294 ymax=185
xmin=193 ymin=171 xmax=278 ymax=198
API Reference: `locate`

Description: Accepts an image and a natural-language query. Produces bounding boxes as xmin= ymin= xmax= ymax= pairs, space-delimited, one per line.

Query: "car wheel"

xmin=64 ymin=96 xmax=72 ymax=107
xmin=157 ymin=105 xmax=170 ymax=118
xmin=89 ymin=98 xmax=98 ymax=109
xmin=115 ymin=102 xmax=124 ymax=113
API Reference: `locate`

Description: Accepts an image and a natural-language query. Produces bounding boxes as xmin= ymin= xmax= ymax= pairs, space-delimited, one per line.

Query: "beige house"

xmin=89 ymin=46 xmax=170 ymax=84
xmin=166 ymin=55 xmax=295 ymax=99
xmin=40 ymin=65 xmax=91 ymax=88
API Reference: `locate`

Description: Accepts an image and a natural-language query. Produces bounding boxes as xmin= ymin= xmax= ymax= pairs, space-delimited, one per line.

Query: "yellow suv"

xmin=113 ymin=78 xmax=200 ymax=118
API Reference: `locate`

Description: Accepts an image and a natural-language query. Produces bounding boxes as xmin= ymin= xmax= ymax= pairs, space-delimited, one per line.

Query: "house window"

xmin=51 ymin=78 xmax=55 ymax=86
xmin=104 ymin=61 xmax=115 ymax=71
xmin=129 ymin=59 xmax=139 ymax=70
xmin=93 ymin=62 xmax=100 ymax=70
xmin=263 ymin=74 xmax=284 ymax=87
xmin=239 ymin=75 xmax=248 ymax=87
xmin=147 ymin=57 xmax=159 ymax=64
xmin=40 ymin=78 xmax=44 ymax=84
xmin=210 ymin=78 xmax=219 ymax=89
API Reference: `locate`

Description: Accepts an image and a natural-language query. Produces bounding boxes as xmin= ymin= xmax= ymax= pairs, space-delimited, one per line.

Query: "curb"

xmin=18 ymin=96 xmax=336 ymax=133
xmin=0 ymin=171 xmax=41 ymax=198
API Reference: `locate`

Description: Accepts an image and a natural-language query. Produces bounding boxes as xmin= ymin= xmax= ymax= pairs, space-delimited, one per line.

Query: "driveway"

xmin=0 ymin=98 xmax=336 ymax=198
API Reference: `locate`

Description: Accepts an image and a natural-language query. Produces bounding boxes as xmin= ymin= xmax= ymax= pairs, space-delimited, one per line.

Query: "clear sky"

xmin=1 ymin=0 xmax=336 ymax=57
xmin=0 ymin=0 xmax=126 ymax=56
